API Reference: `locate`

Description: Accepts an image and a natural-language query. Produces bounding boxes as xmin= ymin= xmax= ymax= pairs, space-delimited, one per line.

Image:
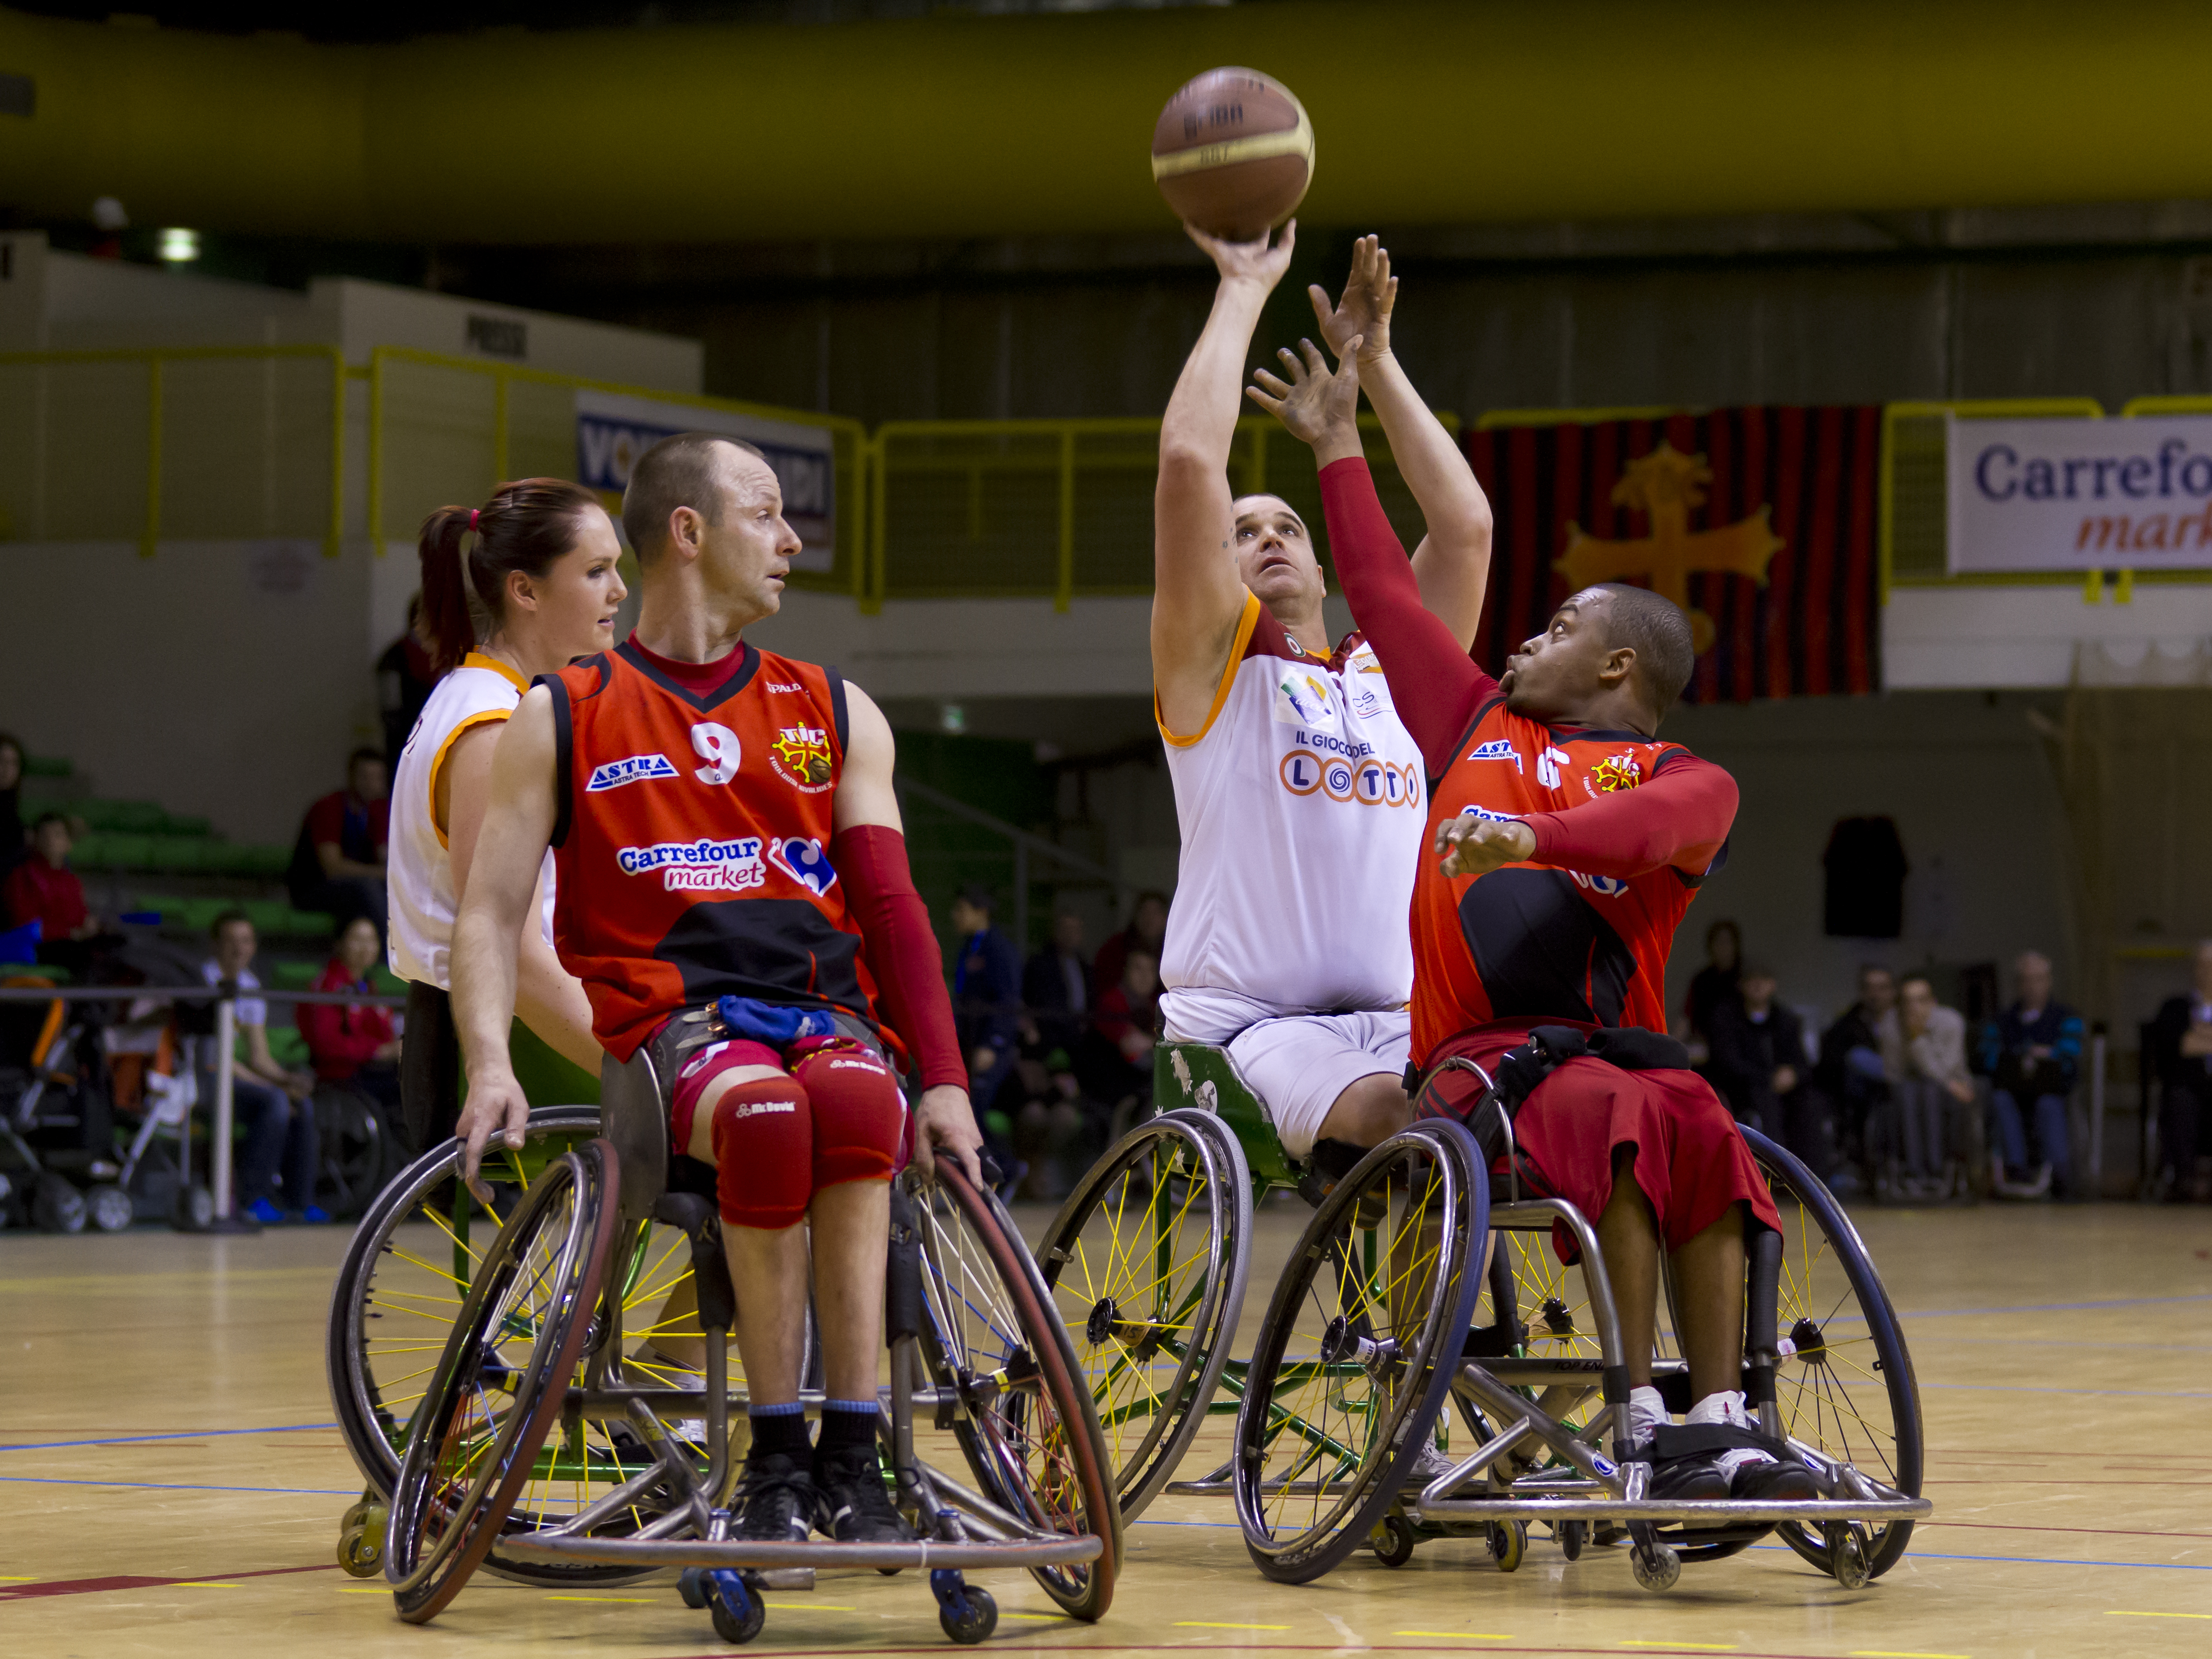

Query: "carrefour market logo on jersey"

xmin=586 ymin=753 xmax=679 ymax=792
xmin=617 ymin=836 xmax=766 ymax=893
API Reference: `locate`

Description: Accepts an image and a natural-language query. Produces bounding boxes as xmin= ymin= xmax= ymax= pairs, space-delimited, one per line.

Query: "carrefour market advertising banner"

xmin=575 ymin=389 xmax=836 ymax=572
xmin=1947 ymin=414 xmax=2212 ymax=573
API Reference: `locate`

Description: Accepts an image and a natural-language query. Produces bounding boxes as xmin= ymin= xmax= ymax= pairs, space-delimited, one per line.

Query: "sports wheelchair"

xmin=347 ymin=1039 xmax=1120 ymax=1646
xmin=1037 ymin=1039 xmax=1929 ymax=1591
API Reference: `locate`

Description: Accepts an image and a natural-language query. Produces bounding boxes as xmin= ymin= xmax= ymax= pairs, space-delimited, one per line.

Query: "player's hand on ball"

xmin=455 ymin=1069 xmax=531 ymax=1204
xmin=911 ymin=1084 xmax=985 ymax=1189
xmin=1435 ymin=815 xmax=1537 ymax=879
xmin=1309 ymin=234 xmax=1396 ymax=365
xmin=1186 ymin=218 xmax=1297 ymax=292
xmin=1248 ymin=335 xmax=1361 ymax=449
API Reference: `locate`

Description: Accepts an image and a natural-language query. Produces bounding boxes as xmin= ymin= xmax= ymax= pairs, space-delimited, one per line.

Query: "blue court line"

xmin=0 ymin=1476 xmax=359 ymax=1496
xmin=0 ymin=1422 xmax=337 ymax=1453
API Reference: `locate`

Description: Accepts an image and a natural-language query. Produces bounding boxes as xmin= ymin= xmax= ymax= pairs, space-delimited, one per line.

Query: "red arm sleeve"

xmin=832 ymin=823 xmax=968 ymax=1093
xmin=1522 ymin=753 xmax=1738 ymax=880
xmin=1318 ymin=457 xmax=1497 ymax=778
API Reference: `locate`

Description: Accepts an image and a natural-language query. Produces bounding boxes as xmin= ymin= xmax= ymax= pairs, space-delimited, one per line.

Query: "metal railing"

xmin=894 ymin=775 xmax=1120 ymax=952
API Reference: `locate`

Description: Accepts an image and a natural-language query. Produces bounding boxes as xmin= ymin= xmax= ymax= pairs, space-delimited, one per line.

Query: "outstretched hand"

xmin=1309 ymin=234 xmax=1397 ymax=365
xmin=1186 ymin=218 xmax=1297 ymax=293
xmin=1434 ymin=814 xmax=1537 ymax=880
xmin=1247 ymin=335 xmax=1362 ymax=453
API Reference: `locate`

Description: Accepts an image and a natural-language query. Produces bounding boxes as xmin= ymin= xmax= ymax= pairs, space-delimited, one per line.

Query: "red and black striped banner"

xmin=1465 ymin=406 xmax=1882 ymax=702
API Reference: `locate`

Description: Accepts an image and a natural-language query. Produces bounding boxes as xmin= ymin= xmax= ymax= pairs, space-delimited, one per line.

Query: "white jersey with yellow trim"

xmin=1156 ymin=591 xmax=1426 ymax=1036
xmin=388 ymin=652 xmax=556 ymax=990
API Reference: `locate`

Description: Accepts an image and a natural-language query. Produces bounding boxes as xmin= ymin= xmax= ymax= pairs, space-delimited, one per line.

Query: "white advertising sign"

xmin=1946 ymin=414 xmax=2212 ymax=574
xmin=575 ymin=389 xmax=836 ymax=572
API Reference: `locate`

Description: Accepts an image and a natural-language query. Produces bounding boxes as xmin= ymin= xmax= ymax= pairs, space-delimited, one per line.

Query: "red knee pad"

xmin=669 ymin=1038 xmax=783 ymax=1152
xmin=790 ymin=1038 xmax=905 ymax=1192
xmin=707 ymin=1073 xmax=814 ymax=1230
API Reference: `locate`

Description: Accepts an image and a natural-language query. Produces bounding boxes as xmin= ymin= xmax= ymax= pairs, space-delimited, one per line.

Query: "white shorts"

xmin=1224 ymin=1009 xmax=1412 ymax=1160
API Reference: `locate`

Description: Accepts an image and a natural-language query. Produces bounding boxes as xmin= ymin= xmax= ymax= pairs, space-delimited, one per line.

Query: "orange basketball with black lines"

xmin=1151 ymin=67 xmax=1314 ymax=241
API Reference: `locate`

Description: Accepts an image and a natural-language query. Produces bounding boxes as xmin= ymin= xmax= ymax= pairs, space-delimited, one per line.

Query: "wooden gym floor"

xmin=2 ymin=1200 xmax=2207 ymax=1658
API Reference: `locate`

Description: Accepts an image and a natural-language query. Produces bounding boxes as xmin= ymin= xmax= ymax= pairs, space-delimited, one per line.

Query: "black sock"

xmin=748 ymin=1406 xmax=812 ymax=1460
xmin=817 ymin=1399 xmax=878 ymax=1456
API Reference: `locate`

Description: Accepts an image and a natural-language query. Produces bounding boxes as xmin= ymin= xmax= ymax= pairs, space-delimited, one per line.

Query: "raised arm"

xmin=1307 ymin=236 xmax=1492 ymax=647
xmin=1153 ymin=222 xmax=1296 ymax=736
xmin=448 ymin=684 xmax=560 ymax=1197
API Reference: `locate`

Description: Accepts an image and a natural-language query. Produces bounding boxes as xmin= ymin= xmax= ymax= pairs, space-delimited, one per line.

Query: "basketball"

xmin=1151 ymin=67 xmax=1314 ymax=240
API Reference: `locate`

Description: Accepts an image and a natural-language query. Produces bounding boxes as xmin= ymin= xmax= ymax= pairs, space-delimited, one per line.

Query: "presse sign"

xmin=1946 ymin=414 xmax=2212 ymax=573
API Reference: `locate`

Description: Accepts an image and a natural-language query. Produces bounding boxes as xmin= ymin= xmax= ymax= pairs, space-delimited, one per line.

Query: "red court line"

xmin=0 ymin=1563 xmax=336 ymax=1601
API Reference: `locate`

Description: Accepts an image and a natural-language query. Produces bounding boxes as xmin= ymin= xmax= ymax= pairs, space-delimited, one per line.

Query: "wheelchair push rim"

xmin=1036 ymin=1107 xmax=1252 ymax=1521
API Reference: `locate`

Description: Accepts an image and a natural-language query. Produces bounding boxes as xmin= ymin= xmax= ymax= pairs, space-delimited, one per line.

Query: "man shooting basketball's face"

xmin=693 ymin=446 xmax=804 ymax=620
xmin=1230 ymin=494 xmax=1323 ymax=612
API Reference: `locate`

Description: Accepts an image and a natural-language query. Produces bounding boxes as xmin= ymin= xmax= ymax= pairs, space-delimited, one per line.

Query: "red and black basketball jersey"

xmin=546 ymin=637 xmax=875 ymax=1062
xmin=1410 ymin=692 xmax=1735 ymax=1066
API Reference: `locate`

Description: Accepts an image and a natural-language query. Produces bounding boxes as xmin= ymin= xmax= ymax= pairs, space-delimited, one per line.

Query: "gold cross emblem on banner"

xmin=1555 ymin=443 xmax=1784 ymax=655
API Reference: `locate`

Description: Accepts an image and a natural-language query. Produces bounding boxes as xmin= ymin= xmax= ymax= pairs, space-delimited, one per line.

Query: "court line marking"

xmin=1619 ymin=1645 xmax=1736 ymax=1652
xmin=0 ymin=1421 xmax=337 ymax=1453
xmin=1176 ymin=1621 xmax=1292 ymax=1630
xmin=1848 ymin=1651 xmax=1971 ymax=1658
xmin=1750 ymin=1544 xmax=2212 ymax=1572
xmin=0 ymin=1476 xmax=360 ymax=1496
xmin=545 ymin=1595 xmax=658 ymax=1603
xmin=1396 ymin=1634 xmax=1510 ymax=1641
xmin=2107 ymin=1610 xmax=2212 ymax=1618
xmin=173 ymin=1582 xmax=245 ymax=1589
xmin=0 ymin=1563 xmax=337 ymax=1601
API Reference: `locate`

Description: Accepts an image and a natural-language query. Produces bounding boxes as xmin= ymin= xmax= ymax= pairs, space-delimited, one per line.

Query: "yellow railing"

xmin=365 ymin=346 xmax=870 ymax=600
xmin=0 ymin=344 xmax=346 ymax=557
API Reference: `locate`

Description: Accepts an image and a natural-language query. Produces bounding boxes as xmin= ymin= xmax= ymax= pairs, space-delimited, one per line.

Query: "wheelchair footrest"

xmin=493 ymin=1532 xmax=1105 ymax=1572
xmin=1413 ymin=1494 xmax=1931 ymax=1526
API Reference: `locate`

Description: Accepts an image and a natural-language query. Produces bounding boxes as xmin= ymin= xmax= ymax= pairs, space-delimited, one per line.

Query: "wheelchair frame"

xmin=380 ymin=1042 xmax=1120 ymax=1646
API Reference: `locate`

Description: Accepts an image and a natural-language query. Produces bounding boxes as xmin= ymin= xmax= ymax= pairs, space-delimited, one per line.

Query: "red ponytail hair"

xmin=416 ymin=479 xmax=601 ymax=674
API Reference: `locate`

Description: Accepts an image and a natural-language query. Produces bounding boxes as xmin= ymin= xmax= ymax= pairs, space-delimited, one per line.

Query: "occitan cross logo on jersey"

xmin=770 ymin=724 xmax=834 ymax=790
xmin=1591 ymin=752 xmax=1644 ymax=793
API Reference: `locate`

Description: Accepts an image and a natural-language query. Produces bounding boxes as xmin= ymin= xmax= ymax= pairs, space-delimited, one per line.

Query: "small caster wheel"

xmin=1371 ymin=1511 xmax=1417 ymax=1567
xmin=173 ymin=1183 xmax=214 ymax=1231
xmin=336 ymin=1523 xmax=382 ymax=1577
xmin=707 ymin=1570 xmax=765 ymax=1644
xmin=1630 ymin=1540 xmax=1680 ymax=1592
xmin=938 ymin=1583 xmax=997 ymax=1645
xmin=1486 ymin=1520 xmax=1526 ymax=1573
xmin=88 ymin=1184 xmax=134 ymax=1232
xmin=678 ymin=1567 xmax=708 ymax=1610
xmin=878 ymin=1566 xmax=903 ymax=1577
xmin=33 ymin=1176 xmax=85 ymax=1234
xmin=1558 ymin=1519 xmax=1586 ymax=1562
xmin=1827 ymin=1523 xmax=1870 ymax=1590
xmin=338 ymin=1498 xmax=371 ymax=1533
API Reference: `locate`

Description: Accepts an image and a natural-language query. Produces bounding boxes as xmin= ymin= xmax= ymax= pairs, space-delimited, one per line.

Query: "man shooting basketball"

xmin=1251 ymin=326 xmax=1814 ymax=1504
xmin=1152 ymin=224 xmax=1491 ymax=1167
xmin=450 ymin=433 xmax=984 ymax=1547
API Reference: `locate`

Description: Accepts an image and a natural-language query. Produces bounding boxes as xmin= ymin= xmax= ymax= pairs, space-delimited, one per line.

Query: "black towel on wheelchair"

xmin=1629 ymin=1420 xmax=1800 ymax=1467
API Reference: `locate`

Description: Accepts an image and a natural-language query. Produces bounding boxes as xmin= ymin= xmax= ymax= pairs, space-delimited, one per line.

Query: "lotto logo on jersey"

xmin=769 ymin=835 xmax=838 ymax=897
xmin=617 ymin=835 xmax=766 ymax=893
xmin=1279 ymin=750 xmax=1423 ymax=808
xmin=770 ymin=725 xmax=835 ymax=792
xmin=1468 ymin=738 xmax=1524 ymax=773
xmin=585 ymin=752 xmax=679 ymax=792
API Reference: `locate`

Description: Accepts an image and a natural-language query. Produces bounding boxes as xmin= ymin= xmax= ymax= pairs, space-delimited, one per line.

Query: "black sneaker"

xmin=1645 ymin=1451 xmax=1730 ymax=1505
xmin=734 ymin=1450 xmax=817 ymax=1544
xmin=813 ymin=1441 xmax=915 ymax=1543
xmin=1728 ymin=1455 xmax=1824 ymax=1503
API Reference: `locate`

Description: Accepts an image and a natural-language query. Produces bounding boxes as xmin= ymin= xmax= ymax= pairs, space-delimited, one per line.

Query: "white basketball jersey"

xmin=1157 ymin=592 xmax=1426 ymax=1036
xmin=389 ymin=653 xmax=556 ymax=990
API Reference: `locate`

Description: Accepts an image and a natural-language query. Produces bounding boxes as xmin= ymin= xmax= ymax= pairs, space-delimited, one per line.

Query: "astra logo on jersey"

xmin=1279 ymin=750 xmax=1423 ymax=808
xmin=1571 ymin=870 xmax=1630 ymax=897
xmin=770 ymin=724 xmax=835 ymax=792
xmin=1456 ymin=803 xmax=1523 ymax=826
xmin=617 ymin=835 xmax=767 ymax=894
xmin=585 ymin=752 xmax=679 ymax=792
xmin=768 ymin=835 xmax=837 ymax=897
xmin=1468 ymin=738 xmax=1524 ymax=773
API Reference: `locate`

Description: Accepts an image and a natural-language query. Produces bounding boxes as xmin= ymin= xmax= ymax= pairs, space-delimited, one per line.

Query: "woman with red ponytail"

xmin=388 ymin=478 xmax=625 ymax=1152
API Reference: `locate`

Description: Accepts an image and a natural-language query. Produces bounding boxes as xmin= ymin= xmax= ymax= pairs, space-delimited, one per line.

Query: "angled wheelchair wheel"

xmin=1234 ymin=1120 xmax=1486 ymax=1584
xmin=1035 ymin=1108 xmax=1251 ymax=1520
xmin=385 ymin=1139 xmax=620 ymax=1623
xmin=1741 ymin=1126 xmax=1924 ymax=1582
xmin=914 ymin=1161 xmax=1121 ymax=1621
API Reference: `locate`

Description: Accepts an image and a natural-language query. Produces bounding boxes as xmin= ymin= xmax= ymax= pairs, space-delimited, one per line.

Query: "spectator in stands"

xmin=951 ymin=884 xmax=1023 ymax=1116
xmin=3 ymin=813 xmax=101 ymax=972
xmin=201 ymin=911 xmax=323 ymax=1225
xmin=1976 ymin=949 xmax=2080 ymax=1201
xmin=0 ymin=730 xmax=26 ymax=877
xmin=299 ymin=916 xmax=403 ymax=1127
xmin=1079 ymin=942 xmax=1161 ymax=1138
xmin=1706 ymin=960 xmax=1805 ymax=1142
xmin=1679 ymin=918 xmax=1743 ymax=1063
xmin=377 ymin=593 xmax=442 ymax=763
xmin=288 ymin=748 xmax=390 ymax=935
xmin=1816 ymin=964 xmax=1897 ymax=1194
xmin=2147 ymin=939 xmax=2212 ymax=1203
xmin=1092 ymin=889 xmax=1169 ymax=1002
xmin=1878 ymin=973 xmax=1974 ymax=1199
xmin=1022 ymin=910 xmax=1092 ymax=1053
